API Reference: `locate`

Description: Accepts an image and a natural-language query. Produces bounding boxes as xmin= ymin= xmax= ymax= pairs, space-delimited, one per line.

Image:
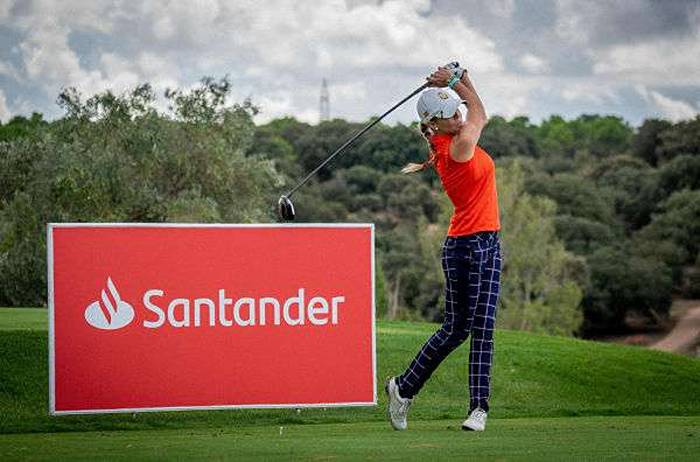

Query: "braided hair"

xmin=401 ymin=122 xmax=438 ymax=174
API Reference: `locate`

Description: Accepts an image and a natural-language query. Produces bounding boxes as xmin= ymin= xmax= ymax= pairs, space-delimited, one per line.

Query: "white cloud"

xmin=556 ymin=0 xmax=700 ymax=87
xmin=4 ymin=0 xmax=504 ymax=123
xmin=519 ymin=53 xmax=549 ymax=74
xmin=636 ymin=85 xmax=698 ymax=122
xmin=0 ymin=88 xmax=10 ymax=122
xmin=591 ymin=35 xmax=700 ymax=86
xmin=477 ymin=71 xmax=538 ymax=119
xmin=225 ymin=0 xmax=503 ymax=72
xmin=554 ymin=0 xmax=593 ymax=45
xmin=486 ymin=0 xmax=516 ymax=18
xmin=5 ymin=0 xmax=697 ymax=125
xmin=18 ymin=16 xmax=109 ymax=96
xmin=561 ymin=81 xmax=619 ymax=105
xmin=0 ymin=0 xmax=12 ymax=19
xmin=0 ymin=60 xmax=21 ymax=81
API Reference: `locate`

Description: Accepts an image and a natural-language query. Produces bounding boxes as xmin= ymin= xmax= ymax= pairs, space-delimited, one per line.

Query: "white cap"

xmin=416 ymin=88 xmax=462 ymax=124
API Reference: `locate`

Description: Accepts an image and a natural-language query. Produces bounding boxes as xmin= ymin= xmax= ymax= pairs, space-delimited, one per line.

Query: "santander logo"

xmin=84 ymin=277 xmax=135 ymax=330
xmin=84 ymin=277 xmax=346 ymax=331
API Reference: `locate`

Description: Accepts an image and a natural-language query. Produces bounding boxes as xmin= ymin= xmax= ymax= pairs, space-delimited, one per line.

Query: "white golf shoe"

xmin=462 ymin=407 xmax=487 ymax=431
xmin=385 ymin=377 xmax=412 ymax=431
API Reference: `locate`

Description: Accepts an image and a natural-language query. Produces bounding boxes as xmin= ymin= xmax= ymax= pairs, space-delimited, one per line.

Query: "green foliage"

xmin=632 ymin=118 xmax=671 ymax=166
xmin=656 ymin=115 xmax=700 ymax=163
xmin=538 ymin=115 xmax=577 ymax=159
xmin=293 ymin=119 xmax=363 ymax=180
xmin=0 ymin=113 xmax=47 ymax=142
xmin=573 ymin=114 xmax=633 ymax=158
xmin=339 ymin=165 xmax=382 ymax=195
xmin=526 ymin=172 xmax=618 ymax=226
xmin=354 ymin=123 xmax=427 ymax=174
xmin=656 ymin=154 xmax=700 ymax=200
xmin=251 ymin=124 xmax=301 ymax=179
xmin=1 ymin=85 xmax=698 ymax=335
xmin=496 ymin=159 xmax=584 ymax=336
xmin=0 ymin=193 xmax=47 ymax=307
xmin=584 ymin=245 xmax=672 ymax=332
xmin=0 ymin=78 xmax=280 ymax=306
xmin=377 ymin=173 xmax=438 ymax=223
xmin=374 ymin=256 xmax=388 ymax=318
xmin=0 ymin=136 xmax=46 ymax=203
xmin=480 ymin=116 xmax=539 ymax=158
xmin=536 ymin=114 xmax=633 ymax=173
xmin=552 ymin=215 xmax=617 ymax=255
xmin=410 ymin=217 xmax=447 ymax=322
xmin=586 ymin=155 xmax=658 ymax=230
xmin=636 ymin=189 xmax=700 ymax=266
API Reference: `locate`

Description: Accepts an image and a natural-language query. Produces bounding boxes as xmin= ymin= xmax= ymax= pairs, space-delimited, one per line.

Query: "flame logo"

xmin=84 ymin=277 xmax=134 ymax=330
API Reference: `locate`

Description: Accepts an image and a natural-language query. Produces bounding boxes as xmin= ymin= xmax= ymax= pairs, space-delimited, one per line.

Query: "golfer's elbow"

xmin=466 ymin=102 xmax=488 ymax=128
xmin=474 ymin=107 xmax=488 ymax=128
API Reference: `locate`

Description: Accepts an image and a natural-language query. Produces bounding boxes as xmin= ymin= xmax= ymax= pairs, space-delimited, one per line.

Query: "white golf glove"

xmin=443 ymin=61 xmax=467 ymax=80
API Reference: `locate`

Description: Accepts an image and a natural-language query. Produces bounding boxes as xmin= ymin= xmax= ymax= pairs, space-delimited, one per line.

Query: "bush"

xmin=0 ymin=78 xmax=281 ymax=306
xmin=583 ymin=246 xmax=672 ymax=333
xmin=496 ymin=159 xmax=584 ymax=336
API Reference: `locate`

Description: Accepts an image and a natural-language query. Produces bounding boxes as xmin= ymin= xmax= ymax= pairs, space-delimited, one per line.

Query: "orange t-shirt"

xmin=432 ymin=134 xmax=500 ymax=236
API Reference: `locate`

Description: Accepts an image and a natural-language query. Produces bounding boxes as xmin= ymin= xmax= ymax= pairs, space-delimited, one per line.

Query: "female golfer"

xmin=386 ymin=64 xmax=501 ymax=432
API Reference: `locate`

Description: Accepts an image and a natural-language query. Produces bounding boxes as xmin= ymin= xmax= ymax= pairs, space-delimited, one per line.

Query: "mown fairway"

xmin=2 ymin=417 xmax=699 ymax=461
xmin=1 ymin=308 xmax=699 ymax=460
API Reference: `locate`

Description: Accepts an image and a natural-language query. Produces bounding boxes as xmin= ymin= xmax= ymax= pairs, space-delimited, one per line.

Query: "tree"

xmin=252 ymin=126 xmax=300 ymax=179
xmin=656 ymin=155 xmax=700 ymax=201
xmin=572 ymin=114 xmax=632 ymax=158
xmin=354 ymin=123 xmax=426 ymax=174
xmin=636 ymin=189 xmax=700 ymax=267
xmin=583 ymin=245 xmax=672 ymax=333
xmin=339 ymin=165 xmax=382 ymax=195
xmin=537 ymin=115 xmax=577 ymax=159
xmin=496 ymin=159 xmax=585 ymax=336
xmin=553 ymin=215 xmax=617 ymax=255
xmin=480 ymin=116 xmax=539 ymax=159
xmin=525 ymin=172 xmax=621 ymax=235
xmin=0 ymin=78 xmax=280 ymax=306
xmin=656 ymin=115 xmax=700 ymax=163
xmin=0 ymin=112 xmax=47 ymax=142
xmin=293 ymin=119 xmax=361 ymax=180
xmin=632 ymin=118 xmax=671 ymax=166
xmin=586 ymin=155 xmax=658 ymax=231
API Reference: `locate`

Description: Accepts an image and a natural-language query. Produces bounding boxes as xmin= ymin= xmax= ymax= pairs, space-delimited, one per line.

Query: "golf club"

xmin=277 ymin=74 xmax=451 ymax=221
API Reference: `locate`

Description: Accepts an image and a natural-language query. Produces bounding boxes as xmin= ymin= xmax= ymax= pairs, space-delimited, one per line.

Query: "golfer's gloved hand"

xmin=427 ymin=62 xmax=467 ymax=88
xmin=443 ymin=62 xmax=466 ymax=80
xmin=427 ymin=67 xmax=464 ymax=88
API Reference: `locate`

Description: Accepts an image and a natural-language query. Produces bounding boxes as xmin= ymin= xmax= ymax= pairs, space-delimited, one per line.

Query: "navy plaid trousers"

xmin=397 ymin=231 xmax=502 ymax=412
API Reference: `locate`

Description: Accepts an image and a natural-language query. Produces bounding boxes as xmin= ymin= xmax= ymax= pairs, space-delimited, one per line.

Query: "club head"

xmin=277 ymin=195 xmax=295 ymax=221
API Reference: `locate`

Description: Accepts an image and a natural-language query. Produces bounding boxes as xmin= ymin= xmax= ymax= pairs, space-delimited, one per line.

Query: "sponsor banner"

xmin=48 ymin=224 xmax=375 ymax=415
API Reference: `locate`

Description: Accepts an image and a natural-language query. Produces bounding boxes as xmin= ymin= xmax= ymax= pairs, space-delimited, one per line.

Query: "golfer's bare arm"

xmin=450 ymin=74 xmax=488 ymax=162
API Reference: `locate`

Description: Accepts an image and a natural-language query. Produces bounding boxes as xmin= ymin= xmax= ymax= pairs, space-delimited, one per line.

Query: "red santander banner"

xmin=48 ymin=224 xmax=375 ymax=415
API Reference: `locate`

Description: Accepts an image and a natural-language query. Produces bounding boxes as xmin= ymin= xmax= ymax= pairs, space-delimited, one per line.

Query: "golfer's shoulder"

xmin=431 ymin=133 xmax=453 ymax=152
xmin=474 ymin=145 xmax=490 ymax=158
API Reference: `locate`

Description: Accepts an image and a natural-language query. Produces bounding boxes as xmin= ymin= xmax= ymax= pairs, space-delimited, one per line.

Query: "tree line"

xmin=1 ymin=77 xmax=698 ymax=336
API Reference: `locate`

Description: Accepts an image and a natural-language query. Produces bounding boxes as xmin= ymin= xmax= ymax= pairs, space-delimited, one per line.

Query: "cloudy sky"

xmin=1 ymin=0 xmax=699 ymax=126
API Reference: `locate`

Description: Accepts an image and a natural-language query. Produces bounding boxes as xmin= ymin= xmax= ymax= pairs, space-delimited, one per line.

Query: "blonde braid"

xmin=401 ymin=122 xmax=437 ymax=174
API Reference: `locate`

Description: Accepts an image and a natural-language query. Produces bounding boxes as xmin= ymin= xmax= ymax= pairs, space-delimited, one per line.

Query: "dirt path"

xmin=652 ymin=301 xmax=700 ymax=356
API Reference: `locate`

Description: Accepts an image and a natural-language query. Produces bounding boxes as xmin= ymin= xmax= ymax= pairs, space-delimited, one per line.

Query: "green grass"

xmin=1 ymin=417 xmax=698 ymax=461
xmin=1 ymin=307 xmax=700 ymax=459
xmin=0 ymin=307 xmax=47 ymax=331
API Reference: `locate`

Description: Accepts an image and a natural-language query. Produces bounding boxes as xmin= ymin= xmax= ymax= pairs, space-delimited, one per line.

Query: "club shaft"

xmin=286 ymin=82 xmax=430 ymax=198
